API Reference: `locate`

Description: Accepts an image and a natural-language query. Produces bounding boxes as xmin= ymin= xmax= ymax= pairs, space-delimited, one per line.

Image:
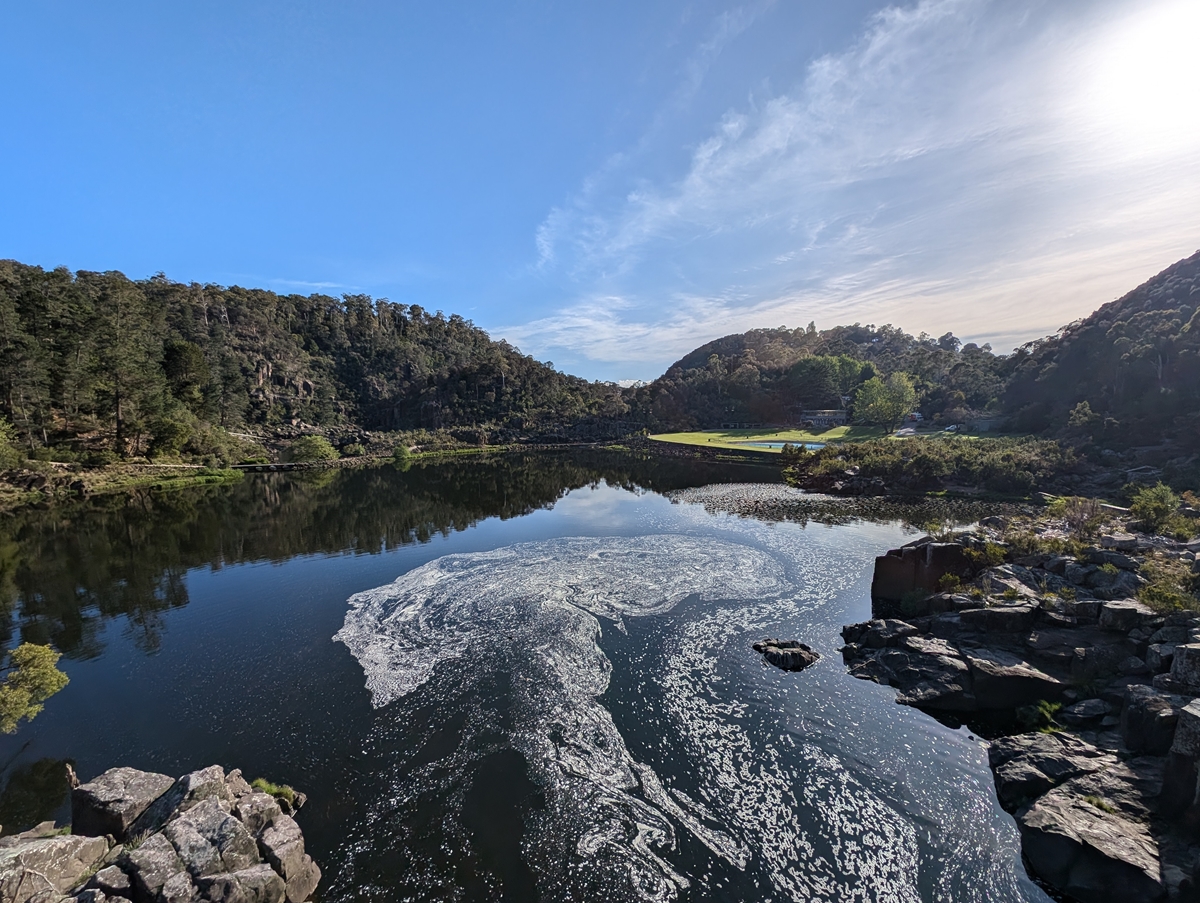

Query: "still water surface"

xmin=0 ymin=451 xmax=1048 ymax=902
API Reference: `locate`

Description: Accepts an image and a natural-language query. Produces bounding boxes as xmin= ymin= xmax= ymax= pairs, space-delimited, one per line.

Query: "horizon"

xmin=4 ymin=0 xmax=1199 ymax=382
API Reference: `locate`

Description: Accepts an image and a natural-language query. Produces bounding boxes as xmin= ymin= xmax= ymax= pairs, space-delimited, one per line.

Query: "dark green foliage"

xmin=0 ymin=416 xmax=20 ymax=470
xmin=784 ymin=437 xmax=1076 ymax=495
xmin=1130 ymin=482 xmax=1181 ymax=533
xmin=1005 ymin=250 xmax=1200 ymax=451
xmin=0 ymin=261 xmax=627 ymax=456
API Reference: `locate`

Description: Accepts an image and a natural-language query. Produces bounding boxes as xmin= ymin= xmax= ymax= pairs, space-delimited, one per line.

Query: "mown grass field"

xmin=649 ymin=425 xmax=889 ymax=452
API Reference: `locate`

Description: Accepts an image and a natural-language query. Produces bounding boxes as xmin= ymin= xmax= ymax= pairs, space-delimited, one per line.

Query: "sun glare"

xmin=1078 ymin=0 xmax=1200 ymax=156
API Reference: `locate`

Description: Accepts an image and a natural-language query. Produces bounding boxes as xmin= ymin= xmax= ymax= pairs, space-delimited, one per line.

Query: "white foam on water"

xmin=335 ymin=519 xmax=1039 ymax=902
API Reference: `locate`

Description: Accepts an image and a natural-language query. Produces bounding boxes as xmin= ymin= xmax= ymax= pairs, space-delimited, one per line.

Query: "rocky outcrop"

xmin=752 ymin=639 xmax=820 ymax=672
xmin=0 ymin=766 xmax=319 ymax=903
xmin=844 ymin=524 xmax=1200 ymax=902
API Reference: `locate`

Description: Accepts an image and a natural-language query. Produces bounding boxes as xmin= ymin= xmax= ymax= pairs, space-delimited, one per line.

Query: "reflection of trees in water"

xmin=0 ymin=452 xmax=778 ymax=660
xmin=0 ymin=758 xmax=71 ymax=833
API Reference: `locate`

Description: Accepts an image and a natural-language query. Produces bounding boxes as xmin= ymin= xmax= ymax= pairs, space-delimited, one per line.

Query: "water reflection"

xmin=0 ymin=452 xmax=780 ymax=660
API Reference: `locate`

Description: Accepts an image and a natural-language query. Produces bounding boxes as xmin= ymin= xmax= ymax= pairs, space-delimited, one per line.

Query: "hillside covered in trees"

xmin=1 ymin=250 xmax=1197 ymax=463
xmin=0 ymin=261 xmax=628 ymax=460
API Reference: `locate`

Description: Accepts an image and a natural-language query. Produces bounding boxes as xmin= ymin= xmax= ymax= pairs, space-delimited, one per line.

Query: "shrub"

xmin=341 ymin=443 xmax=365 ymax=458
xmin=1002 ymin=587 xmax=1021 ymax=601
xmin=1016 ymin=699 xmax=1062 ymax=733
xmin=937 ymin=573 xmax=962 ymax=592
xmin=286 ymin=436 xmax=337 ymax=463
xmin=1130 ymin=483 xmax=1180 ymax=534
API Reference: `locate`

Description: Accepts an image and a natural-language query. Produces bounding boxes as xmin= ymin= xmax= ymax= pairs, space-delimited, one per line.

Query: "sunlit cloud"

xmin=512 ymin=0 xmax=1200 ymax=378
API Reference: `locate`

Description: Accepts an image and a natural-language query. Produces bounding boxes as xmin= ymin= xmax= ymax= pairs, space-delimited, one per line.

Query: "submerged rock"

xmin=752 ymin=639 xmax=820 ymax=672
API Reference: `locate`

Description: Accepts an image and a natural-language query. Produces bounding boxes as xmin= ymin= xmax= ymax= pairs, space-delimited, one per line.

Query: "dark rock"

xmin=1121 ymin=687 xmax=1179 ymax=755
xmin=1061 ymin=698 xmax=1112 ymax=725
xmin=0 ymin=836 xmax=110 ymax=903
xmin=1019 ymin=787 xmax=1165 ymax=903
xmin=72 ymin=768 xmax=175 ymax=842
xmin=1168 ymin=644 xmax=1200 ymax=693
xmin=870 ymin=542 xmax=974 ymax=603
xmin=753 ymin=639 xmax=820 ymax=672
xmin=1145 ymin=643 xmax=1176 ymax=674
xmin=988 ymin=732 xmax=1113 ymax=809
xmin=1099 ymin=600 xmax=1155 ymax=633
xmin=859 ymin=619 xmax=917 ymax=648
xmin=962 ymin=648 xmax=1064 ymax=709
xmin=958 ymin=602 xmax=1038 ymax=633
xmin=1118 ymin=656 xmax=1151 ymax=676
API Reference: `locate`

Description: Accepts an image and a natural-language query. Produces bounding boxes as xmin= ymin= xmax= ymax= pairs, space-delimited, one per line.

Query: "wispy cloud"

xmin=514 ymin=0 xmax=1200 ymax=378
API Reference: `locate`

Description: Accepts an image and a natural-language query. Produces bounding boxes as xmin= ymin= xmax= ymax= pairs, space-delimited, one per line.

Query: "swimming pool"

xmin=736 ymin=441 xmax=825 ymax=450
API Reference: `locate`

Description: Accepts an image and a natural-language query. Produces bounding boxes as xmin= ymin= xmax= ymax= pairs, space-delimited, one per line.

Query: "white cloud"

xmin=514 ymin=0 xmax=1200 ymax=378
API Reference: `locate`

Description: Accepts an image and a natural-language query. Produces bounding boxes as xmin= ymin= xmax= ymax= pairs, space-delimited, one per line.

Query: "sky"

xmin=3 ymin=0 xmax=1199 ymax=382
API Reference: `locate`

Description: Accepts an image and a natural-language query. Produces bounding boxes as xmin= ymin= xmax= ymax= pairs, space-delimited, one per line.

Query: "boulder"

xmin=962 ymin=648 xmax=1064 ymax=710
xmin=958 ymin=602 xmax=1038 ymax=633
xmin=859 ymin=620 xmax=917 ymax=649
xmin=162 ymin=799 xmax=260 ymax=879
xmin=1019 ymin=789 xmax=1166 ymax=903
xmin=1145 ymin=644 xmax=1176 ymax=674
xmin=1101 ymin=533 xmax=1139 ymax=551
xmin=752 ymin=639 xmax=820 ymax=672
xmin=870 ymin=542 xmax=974 ymax=603
xmin=1061 ymin=698 xmax=1112 ymax=726
xmin=1099 ymin=600 xmax=1154 ymax=633
xmin=0 ymin=836 xmax=110 ymax=903
xmin=233 ymin=796 xmax=281 ymax=836
xmin=86 ymin=866 xmax=131 ymax=899
xmin=71 ymin=768 xmax=175 ymax=841
xmin=132 ymin=767 xmax=233 ymax=838
xmin=123 ymin=833 xmax=188 ymax=903
xmin=256 ymin=816 xmax=318 ymax=902
xmin=1121 ymin=688 xmax=1179 ymax=755
xmin=1118 ymin=656 xmax=1151 ymax=676
xmin=196 ymin=865 xmax=285 ymax=903
xmin=1168 ymin=644 xmax=1200 ymax=694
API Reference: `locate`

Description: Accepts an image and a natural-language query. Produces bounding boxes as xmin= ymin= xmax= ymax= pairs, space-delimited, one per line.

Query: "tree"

xmin=286 ymin=435 xmax=338 ymax=462
xmin=0 ymin=416 xmax=20 ymax=470
xmin=853 ymin=373 xmax=917 ymax=430
xmin=1130 ymin=483 xmax=1180 ymax=533
xmin=0 ymin=644 xmax=69 ymax=734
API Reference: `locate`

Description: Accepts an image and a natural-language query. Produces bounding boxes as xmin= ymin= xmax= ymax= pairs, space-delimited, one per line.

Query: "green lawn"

xmin=649 ymin=425 xmax=889 ymax=453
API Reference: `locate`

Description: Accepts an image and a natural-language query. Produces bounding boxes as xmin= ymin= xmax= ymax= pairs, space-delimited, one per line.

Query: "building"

xmin=796 ymin=409 xmax=849 ymax=428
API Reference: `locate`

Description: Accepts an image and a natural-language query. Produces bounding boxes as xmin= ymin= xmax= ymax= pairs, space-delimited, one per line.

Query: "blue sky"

xmin=3 ymin=0 xmax=1198 ymax=382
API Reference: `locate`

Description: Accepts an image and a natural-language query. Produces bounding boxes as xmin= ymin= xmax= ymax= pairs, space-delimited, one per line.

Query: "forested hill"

xmin=626 ymin=322 xmax=1013 ymax=429
xmin=1003 ymin=249 xmax=1200 ymax=442
xmin=0 ymin=261 xmax=628 ymax=458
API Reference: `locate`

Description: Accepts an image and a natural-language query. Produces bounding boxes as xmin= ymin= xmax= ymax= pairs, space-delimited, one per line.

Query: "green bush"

xmin=341 ymin=443 xmax=365 ymax=458
xmin=286 ymin=436 xmax=337 ymax=463
xmin=1130 ymin=483 xmax=1180 ymax=534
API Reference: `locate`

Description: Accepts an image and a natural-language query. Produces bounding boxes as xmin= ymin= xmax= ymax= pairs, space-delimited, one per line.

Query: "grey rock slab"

xmin=1020 ymin=790 xmax=1165 ymax=903
xmin=1168 ymin=644 xmax=1200 ymax=694
xmin=1099 ymin=600 xmax=1155 ymax=633
xmin=860 ymin=620 xmax=918 ymax=649
xmin=72 ymin=769 xmax=175 ymax=842
xmin=961 ymin=647 xmax=1064 ymax=710
xmin=282 ymin=857 xmax=318 ymax=903
xmin=197 ymin=865 xmax=284 ymax=903
xmin=1170 ymin=699 xmax=1200 ymax=757
xmin=0 ymin=836 xmax=110 ymax=903
xmin=1145 ymin=643 xmax=1176 ymax=674
xmin=1101 ymin=533 xmax=1139 ymax=551
xmin=1061 ymin=698 xmax=1112 ymax=725
xmin=988 ymin=732 xmax=1114 ymax=810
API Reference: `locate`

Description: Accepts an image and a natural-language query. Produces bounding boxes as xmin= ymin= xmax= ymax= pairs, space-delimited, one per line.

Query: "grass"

xmin=251 ymin=777 xmax=296 ymax=806
xmin=1085 ymin=795 xmax=1117 ymax=814
xmin=649 ymin=425 xmax=888 ymax=453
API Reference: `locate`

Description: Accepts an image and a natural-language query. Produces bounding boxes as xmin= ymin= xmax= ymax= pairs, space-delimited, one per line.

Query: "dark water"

xmin=0 ymin=451 xmax=1049 ymax=903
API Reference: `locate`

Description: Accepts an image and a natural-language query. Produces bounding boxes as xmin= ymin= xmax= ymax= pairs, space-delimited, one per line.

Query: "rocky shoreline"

xmin=842 ymin=522 xmax=1200 ymax=902
xmin=0 ymin=765 xmax=319 ymax=903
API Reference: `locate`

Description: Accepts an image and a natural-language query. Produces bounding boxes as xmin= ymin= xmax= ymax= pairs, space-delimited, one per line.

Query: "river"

xmin=0 ymin=450 xmax=1050 ymax=902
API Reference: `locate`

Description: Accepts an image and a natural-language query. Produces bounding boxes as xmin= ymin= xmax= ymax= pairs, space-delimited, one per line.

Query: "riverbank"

xmin=841 ymin=512 xmax=1200 ymax=902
